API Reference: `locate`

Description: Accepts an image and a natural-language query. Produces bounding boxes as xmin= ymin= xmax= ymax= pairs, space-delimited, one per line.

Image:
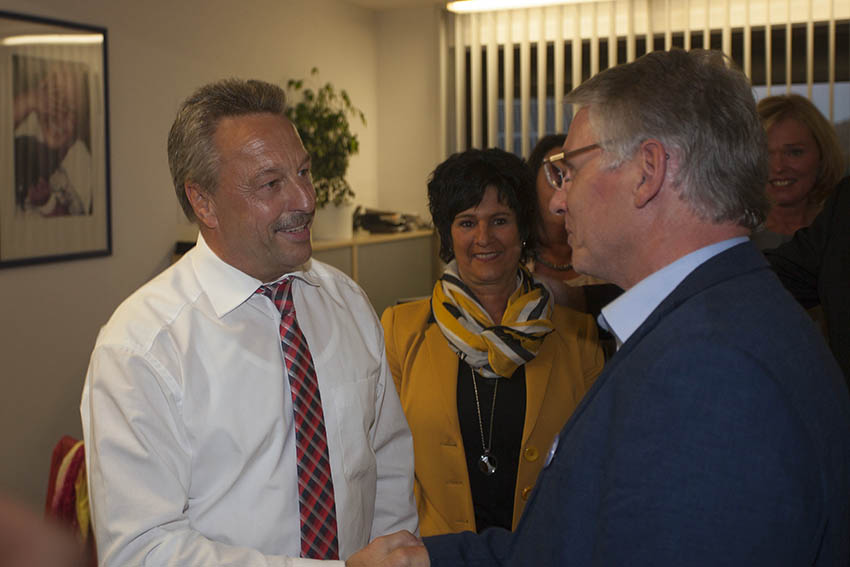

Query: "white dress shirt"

xmin=81 ymin=234 xmax=417 ymax=566
xmin=599 ymin=237 xmax=749 ymax=348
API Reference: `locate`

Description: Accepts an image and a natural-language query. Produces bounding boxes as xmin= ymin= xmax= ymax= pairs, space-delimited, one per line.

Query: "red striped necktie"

xmin=258 ymin=277 xmax=340 ymax=559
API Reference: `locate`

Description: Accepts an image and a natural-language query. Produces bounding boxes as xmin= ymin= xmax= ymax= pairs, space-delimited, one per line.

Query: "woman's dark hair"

xmin=427 ymin=147 xmax=537 ymax=263
xmin=526 ymin=134 xmax=567 ymax=178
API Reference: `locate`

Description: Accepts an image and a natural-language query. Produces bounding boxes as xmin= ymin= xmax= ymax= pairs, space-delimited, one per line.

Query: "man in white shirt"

xmin=81 ymin=78 xmax=417 ymax=566
xmin=350 ymin=49 xmax=850 ymax=567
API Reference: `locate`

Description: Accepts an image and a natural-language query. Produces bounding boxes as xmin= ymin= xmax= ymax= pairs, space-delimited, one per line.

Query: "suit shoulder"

xmin=98 ymin=259 xmax=198 ymax=351
xmin=551 ymin=303 xmax=595 ymax=324
xmin=381 ymin=298 xmax=433 ymax=353
xmin=381 ymin=297 xmax=431 ymax=327
xmin=550 ymin=304 xmax=596 ymax=337
xmin=303 ymin=258 xmax=372 ymax=307
xmin=305 ymin=258 xmax=359 ymax=289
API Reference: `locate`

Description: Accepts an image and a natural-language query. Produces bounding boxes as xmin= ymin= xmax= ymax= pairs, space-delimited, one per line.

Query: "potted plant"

xmin=285 ymin=67 xmax=365 ymax=240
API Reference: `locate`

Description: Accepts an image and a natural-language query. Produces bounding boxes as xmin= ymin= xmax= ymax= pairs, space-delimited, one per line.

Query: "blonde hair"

xmin=758 ymin=94 xmax=846 ymax=206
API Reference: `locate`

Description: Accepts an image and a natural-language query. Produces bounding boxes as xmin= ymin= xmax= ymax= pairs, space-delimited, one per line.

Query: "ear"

xmin=185 ymin=182 xmax=218 ymax=229
xmin=633 ymin=139 xmax=668 ymax=209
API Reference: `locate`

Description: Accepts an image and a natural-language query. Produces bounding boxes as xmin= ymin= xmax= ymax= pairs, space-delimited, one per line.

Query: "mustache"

xmin=273 ymin=212 xmax=314 ymax=232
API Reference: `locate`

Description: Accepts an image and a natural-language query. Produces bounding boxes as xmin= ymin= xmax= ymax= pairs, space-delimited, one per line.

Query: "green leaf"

xmin=283 ymin=68 xmax=365 ymax=207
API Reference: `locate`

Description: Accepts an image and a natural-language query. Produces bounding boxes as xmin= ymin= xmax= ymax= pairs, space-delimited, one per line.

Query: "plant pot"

xmin=311 ymin=202 xmax=355 ymax=241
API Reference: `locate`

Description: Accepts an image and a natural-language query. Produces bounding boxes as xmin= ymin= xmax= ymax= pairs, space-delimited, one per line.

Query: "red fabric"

xmin=45 ymin=436 xmax=98 ymax=566
xmin=53 ymin=444 xmax=85 ymax=530
xmin=258 ymin=278 xmax=339 ymax=559
xmin=45 ymin=435 xmax=78 ymax=516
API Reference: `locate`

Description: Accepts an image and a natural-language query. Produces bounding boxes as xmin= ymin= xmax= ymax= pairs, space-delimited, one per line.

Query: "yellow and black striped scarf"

xmin=432 ymin=260 xmax=554 ymax=378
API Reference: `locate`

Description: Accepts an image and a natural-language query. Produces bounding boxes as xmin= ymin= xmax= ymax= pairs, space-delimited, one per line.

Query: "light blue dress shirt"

xmin=599 ymin=237 xmax=749 ymax=349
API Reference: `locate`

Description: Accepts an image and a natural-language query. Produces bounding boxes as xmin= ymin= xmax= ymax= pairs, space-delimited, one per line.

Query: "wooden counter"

xmin=311 ymin=229 xmax=439 ymax=315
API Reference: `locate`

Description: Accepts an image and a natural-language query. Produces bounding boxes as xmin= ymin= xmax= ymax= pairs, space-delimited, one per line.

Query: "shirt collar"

xmin=190 ymin=233 xmax=320 ymax=319
xmin=598 ymin=237 xmax=748 ymax=348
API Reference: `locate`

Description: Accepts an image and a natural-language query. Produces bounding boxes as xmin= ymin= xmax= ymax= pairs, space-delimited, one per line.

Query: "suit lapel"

xmin=555 ymin=242 xmax=769 ymax=441
xmin=620 ymin=242 xmax=767 ymax=355
xmin=522 ymin=338 xmax=553 ymax=445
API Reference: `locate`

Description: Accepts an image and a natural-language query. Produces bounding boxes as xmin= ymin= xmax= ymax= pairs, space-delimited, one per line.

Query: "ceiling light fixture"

xmin=446 ymin=0 xmax=587 ymax=13
xmin=1 ymin=34 xmax=103 ymax=46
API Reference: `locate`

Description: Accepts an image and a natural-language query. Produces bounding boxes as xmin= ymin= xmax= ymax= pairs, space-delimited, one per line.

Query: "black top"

xmin=456 ymin=358 xmax=526 ymax=532
xmin=765 ymin=176 xmax=850 ymax=385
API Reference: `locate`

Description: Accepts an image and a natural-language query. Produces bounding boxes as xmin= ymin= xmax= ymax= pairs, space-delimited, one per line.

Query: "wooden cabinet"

xmin=312 ymin=229 xmax=439 ymax=316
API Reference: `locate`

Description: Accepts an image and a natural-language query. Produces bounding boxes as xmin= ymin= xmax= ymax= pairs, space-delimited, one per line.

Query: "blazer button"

xmin=521 ymin=485 xmax=534 ymax=500
xmin=523 ymin=446 xmax=539 ymax=462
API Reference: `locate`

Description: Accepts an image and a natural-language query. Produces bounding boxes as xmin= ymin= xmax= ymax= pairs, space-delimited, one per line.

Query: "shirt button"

xmin=524 ymin=446 xmax=539 ymax=462
xmin=521 ymin=485 xmax=534 ymax=500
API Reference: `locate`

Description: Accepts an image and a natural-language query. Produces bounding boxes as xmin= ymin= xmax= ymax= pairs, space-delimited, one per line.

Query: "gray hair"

xmin=167 ymin=78 xmax=288 ymax=221
xmin=566 ymin=49 xmax=768 ymax=229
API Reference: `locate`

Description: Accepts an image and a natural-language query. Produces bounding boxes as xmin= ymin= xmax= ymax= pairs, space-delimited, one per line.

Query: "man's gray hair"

xmin=566 ymin=49 xmax=768 ymax=229
xmin=167 ymin=78 xmax=287 ymax=222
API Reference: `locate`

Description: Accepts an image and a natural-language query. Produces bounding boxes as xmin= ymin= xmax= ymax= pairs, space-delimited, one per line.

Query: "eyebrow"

xmin=249 ymin=155 xmax=311 ymax=184
xmin=453 ymin=207 xmax=515 ymax=221
xmin=250 ymin=167 xmax=285 ymax=184
xmin=455 ymin=210 xmax=513 ymax=218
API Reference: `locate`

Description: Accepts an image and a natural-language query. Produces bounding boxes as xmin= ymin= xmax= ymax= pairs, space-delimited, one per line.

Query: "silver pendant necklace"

xmin=470 ymin=366 xmax=499 ymax=476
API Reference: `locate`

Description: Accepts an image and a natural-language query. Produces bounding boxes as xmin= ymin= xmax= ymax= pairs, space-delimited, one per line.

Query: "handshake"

xmin=347 ymin=531 xmax=429 ymax=567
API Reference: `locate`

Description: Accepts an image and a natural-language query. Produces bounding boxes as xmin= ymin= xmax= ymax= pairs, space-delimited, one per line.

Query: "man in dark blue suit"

xmin=346 ymin=49 xmax=850 ymax=567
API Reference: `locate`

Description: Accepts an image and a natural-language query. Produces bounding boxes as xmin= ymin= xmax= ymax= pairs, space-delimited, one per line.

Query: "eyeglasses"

xmin=542 ymin=143 xmax=601 ymax=191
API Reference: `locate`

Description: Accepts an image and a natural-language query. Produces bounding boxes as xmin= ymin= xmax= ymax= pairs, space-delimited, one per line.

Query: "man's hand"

xmin=346 ymin=530 xmax=430 ymax=567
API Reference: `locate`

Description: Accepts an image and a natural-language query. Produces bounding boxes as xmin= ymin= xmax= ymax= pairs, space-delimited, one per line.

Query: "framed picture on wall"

xmin=0 ymin=10 xmax=110 ymax=268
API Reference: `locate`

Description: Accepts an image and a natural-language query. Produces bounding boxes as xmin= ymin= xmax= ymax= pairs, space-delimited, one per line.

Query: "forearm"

xmin=370 ymin=362 xmax=418 ymax=538
xmin=424 ymin=529 xmax=510 ymax=567
xmin=96 ymin=521 xmax=322 ymax=567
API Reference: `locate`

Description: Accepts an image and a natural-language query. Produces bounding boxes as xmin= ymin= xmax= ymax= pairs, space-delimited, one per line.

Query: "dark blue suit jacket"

xmin=424 ymin=242 xmax=850 ymax=566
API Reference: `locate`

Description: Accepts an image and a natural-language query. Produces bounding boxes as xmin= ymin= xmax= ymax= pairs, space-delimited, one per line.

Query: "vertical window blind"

xmin=438 ymin=0 xmax=850 ymax=160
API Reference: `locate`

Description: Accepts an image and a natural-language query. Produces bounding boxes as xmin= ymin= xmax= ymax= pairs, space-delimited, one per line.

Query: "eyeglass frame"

xmin=542 ymin=142 xmax=602 ymax=191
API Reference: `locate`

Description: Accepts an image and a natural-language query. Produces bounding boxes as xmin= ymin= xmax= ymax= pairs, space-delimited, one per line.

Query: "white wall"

xmin=0 ymin=0 xmax=391 ymax=510
xmin=376 ymin=5 xmax=443 ymax=221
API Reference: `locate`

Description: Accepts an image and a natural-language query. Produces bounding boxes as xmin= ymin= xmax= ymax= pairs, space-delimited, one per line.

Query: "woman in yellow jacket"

xmin=381 ymin=148 xmax=604 ymax=536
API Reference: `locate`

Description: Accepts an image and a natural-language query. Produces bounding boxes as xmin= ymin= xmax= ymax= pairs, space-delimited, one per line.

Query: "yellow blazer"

xmin=381 ymin=298 xmax=604 ymax=536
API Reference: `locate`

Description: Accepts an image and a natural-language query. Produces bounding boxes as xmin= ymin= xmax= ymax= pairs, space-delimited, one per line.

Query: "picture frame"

xmin=0 ymin=10 xmax=110 ymax=268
